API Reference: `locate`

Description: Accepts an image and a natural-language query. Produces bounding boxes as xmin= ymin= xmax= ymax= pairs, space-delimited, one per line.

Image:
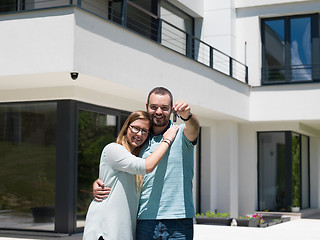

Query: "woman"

xmin=83 ymin=111 xmax=179 ymax=240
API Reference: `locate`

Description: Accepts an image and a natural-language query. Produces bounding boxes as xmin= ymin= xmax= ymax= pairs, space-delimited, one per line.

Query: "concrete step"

xmin=256 ymin=208 xmax=320 ymax=220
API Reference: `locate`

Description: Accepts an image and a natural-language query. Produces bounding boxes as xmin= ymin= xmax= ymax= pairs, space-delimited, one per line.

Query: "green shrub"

xmin=196 ymin=211 xmax=230 ymax=218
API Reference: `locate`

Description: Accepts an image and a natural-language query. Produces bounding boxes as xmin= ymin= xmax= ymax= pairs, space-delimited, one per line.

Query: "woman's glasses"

xmin=129 ymin=125 xmax=149 ymax=136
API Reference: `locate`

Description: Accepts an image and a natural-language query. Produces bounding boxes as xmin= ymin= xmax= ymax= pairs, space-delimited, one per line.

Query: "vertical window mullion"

xmin=311 ymin=14 xmax=320 ymax=81
xmin=261 ymin=20 xmax=266 ymax=83
xmin=285 ymin=17 xmax=291 ymax=82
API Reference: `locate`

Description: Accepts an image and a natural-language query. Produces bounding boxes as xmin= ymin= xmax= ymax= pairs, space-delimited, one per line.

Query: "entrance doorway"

xmin=258 ymin=131 xmax=310 ymax=211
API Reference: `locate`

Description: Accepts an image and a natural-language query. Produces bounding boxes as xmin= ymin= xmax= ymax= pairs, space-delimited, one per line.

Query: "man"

xmin=93 ymin=87 xmax=199 ymax=239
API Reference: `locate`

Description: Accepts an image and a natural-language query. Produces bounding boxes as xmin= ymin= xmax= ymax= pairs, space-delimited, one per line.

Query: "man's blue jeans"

xmin=136 ymin=218 xmax=193 ymax=240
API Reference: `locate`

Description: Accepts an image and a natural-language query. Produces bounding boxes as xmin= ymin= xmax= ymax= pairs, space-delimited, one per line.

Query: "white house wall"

xmin=202 ymin=0 xmax=236 ymax=57
xmin=200 ymin=120 xmax=240 ymax=217
xmin=235 ymin=14 xmax=261 ymax=86
xmin=216 ymin=121 xmax=239 ymax=217
xmin=1 ymin=0 xmax=320 ymax=220
xmin=167 ymin=0 xmax=204 ymax=18
xmin=234 ymin=0 xmax=319 ymax=9
xmin=0 ymin=8 xmax=74 ymax=76
xmin=0 ymin=7 xmax=250 ymax=121
xmin=72 ymin=8 xmax=251 ymax=120
xmin=250 ymin=84 xmax=320 ymax=121
xmin=200 ymin=126 xmax=218 ymax=214
xmin=235 ymin=0 xmax=320 ymax=86
xmin=238 ymin=124 xmax=258 ymax=216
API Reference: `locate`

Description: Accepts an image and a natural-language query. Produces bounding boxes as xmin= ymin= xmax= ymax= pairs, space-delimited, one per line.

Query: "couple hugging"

xmin=83 ymin=87 xmax=199 ymax=240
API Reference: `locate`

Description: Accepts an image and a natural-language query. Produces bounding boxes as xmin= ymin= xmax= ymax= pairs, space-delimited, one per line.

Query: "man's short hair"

xmin=147 ymin=87 xmax=173 ymax=106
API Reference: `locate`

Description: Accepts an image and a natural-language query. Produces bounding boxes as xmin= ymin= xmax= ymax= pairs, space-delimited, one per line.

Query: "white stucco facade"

xmin=1 ymin=0 xmax=320 ymax=225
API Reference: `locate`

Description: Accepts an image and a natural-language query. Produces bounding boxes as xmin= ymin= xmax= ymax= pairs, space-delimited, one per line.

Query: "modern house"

xmin=0 ymin=0 xmax=319 ymax=234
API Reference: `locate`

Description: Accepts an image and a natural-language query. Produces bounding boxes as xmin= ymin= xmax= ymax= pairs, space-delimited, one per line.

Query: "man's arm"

xmin=183 ymin=112 xmax=199 ymax=142
xmin=93 ymin=179 xmax=111 ymax=201
xmin=173 ymin=100 xmax=200 ymax=142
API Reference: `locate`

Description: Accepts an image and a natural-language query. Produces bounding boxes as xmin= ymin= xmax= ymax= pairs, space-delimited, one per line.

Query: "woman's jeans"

xmin=136 ymin=218 xmax=193 ymax=240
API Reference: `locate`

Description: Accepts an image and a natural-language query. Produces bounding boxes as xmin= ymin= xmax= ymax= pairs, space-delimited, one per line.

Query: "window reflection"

xmin=291 ymin=133 xmax=301 ymax=208
xmin=258 ymin=132 xmax=286 ymax=211
xmin=264 ymin=19 xmax=285 ymax=82
xmin=0 ymin=102 xmax=56 ymax=230
xmin=291 ymin=17 xmax=312 ymax=81
xmin=262 ymin=15 xmax=317 ymax=84
xmin=0 ymin=0 xmax=17 ymax=12
xmin=77 ymin=110 xmax=117 ymax=228
xmin=258 ymin=132 xmax=310 ymax=211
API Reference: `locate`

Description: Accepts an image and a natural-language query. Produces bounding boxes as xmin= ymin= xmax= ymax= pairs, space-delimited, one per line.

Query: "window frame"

xmin=56 ymin=100 xmax=130 ymax=233
xmin=261 ymin=13 xmax=320 ymax=85
xmin=257 ymin=131 xmax=310 ymax=211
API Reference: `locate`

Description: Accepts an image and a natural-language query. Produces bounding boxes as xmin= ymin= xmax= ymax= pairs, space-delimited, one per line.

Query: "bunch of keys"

xmin=172 ymin=109 xmax=178 ymax=122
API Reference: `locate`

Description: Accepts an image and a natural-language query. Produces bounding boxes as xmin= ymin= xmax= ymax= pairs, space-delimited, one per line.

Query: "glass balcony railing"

xmin=0 ymin=0 xmax=249 ymax=84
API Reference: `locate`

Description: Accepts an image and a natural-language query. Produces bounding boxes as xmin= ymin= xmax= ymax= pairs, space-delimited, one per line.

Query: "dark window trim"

xmin=56 ymin=100 xmax=130 ymax=233
xmin=55 ymin=100 xmax=77 ymax=233
xmin=261 ymin=13 xmax=319 ymax=85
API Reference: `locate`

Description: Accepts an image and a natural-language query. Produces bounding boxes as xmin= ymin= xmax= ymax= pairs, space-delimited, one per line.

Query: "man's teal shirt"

xmin=137 ymin=123 xmax=196 ymax=219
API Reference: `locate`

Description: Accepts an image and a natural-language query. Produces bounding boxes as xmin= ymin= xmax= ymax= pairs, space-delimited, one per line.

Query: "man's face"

xmin=146 ymin=93 xmax=172 ymax=127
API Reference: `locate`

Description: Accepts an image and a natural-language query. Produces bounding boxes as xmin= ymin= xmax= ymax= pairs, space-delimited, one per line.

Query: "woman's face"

xmin=126 ymin=119 xmax=150 ymax=150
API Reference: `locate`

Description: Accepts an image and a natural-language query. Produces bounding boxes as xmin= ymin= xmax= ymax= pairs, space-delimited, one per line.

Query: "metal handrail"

xmin=261 ymin=64 xmax=319 ymax=84
xmin=0 ymin=0 xmax=249 ymax=84
xmin=127 ymin=1 xmax=158 ymax=19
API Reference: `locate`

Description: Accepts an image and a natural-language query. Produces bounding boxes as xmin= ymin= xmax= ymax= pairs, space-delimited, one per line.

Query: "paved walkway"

xmin=194 ymin=218 xmax=320 ymax=240
xmin=0 ymin=218 xmax=320 ymax=240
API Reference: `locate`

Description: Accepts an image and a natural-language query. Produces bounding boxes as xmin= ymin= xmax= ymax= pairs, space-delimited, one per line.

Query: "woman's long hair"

xmin=116 ymin=111 xmax=151 ymax=189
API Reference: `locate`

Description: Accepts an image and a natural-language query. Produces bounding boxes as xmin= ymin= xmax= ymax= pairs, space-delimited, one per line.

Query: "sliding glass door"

xmin=258 ymin=131 xmax=310 ymax=211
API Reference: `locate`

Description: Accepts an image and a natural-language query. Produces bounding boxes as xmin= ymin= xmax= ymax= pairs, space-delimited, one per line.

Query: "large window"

xmin=0 ymin=0 xmax=17 ymax=12
xmin=258 ymin=131 xmax=310 ymax=211
xmin=0 ymin=0 xmax=70 ymax=12
xmin=76 ymin=110 xmax=118 ymax=228
xmin=105 ymin=0 xmax=194 ymax=54
xmin=104 ymin=0 xmax=159 ymax=39
xmin=0 ymin=102 xmax=56 ymax=230
xmin=0 ymin=100 xmax=131 ymax=234
xmin=160 ymin=0 xmax=194 ymax=56
xmin=126 ymin=0 xmax=159 ymax=40
xmin=261 ymin=14 xmax=319 ymax=84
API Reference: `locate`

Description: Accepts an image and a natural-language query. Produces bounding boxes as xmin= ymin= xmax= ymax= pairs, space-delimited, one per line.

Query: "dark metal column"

xmin=55 ymin=100 xmax=77 ymax=233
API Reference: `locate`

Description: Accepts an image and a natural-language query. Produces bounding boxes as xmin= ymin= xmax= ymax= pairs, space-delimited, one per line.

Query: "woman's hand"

xmin=163 ymin=125 xmax=179 ymax=144
xmin=144 ymin=125 xmax=180 ymax=173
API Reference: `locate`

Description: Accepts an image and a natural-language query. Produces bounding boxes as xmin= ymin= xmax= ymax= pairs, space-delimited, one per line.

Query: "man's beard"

xmin=151 ymin=114 xmax=170 ymax=127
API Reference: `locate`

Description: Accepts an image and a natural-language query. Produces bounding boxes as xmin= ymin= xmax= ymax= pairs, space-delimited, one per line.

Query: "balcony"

xmin=0 ymin=0 xmax=248 ymax=84
xmin=262 ymin=64 xmax=320 ymax=85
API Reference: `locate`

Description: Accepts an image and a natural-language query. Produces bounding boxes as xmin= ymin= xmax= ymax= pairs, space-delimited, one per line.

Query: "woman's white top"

xmin=83 ymin=143 xmax=146 ymax=240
